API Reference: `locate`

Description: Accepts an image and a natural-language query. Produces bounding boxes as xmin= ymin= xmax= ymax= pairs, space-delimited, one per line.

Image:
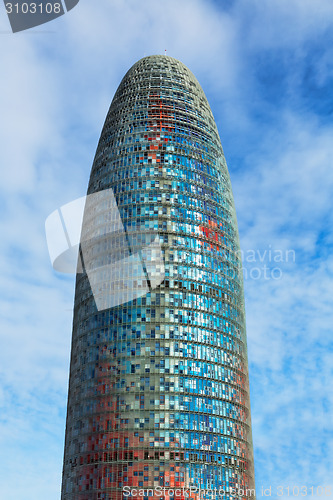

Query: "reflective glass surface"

xmin=61 ymin=56 xmax=255 ymax=500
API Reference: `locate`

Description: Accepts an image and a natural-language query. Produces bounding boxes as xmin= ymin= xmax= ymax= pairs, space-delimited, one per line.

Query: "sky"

xmin=0 ymin=0 xmax=332 ymax=498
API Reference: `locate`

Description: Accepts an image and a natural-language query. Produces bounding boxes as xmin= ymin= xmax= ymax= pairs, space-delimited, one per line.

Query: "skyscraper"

xmin=61 ymin=55 xmax=255 ymax=500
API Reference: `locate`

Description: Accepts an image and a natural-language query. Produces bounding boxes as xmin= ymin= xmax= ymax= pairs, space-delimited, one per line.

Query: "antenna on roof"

xmin=165 ymin=49 xmax=167 ymax=56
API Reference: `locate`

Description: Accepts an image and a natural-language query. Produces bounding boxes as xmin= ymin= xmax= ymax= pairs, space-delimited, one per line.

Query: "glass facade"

xmin=61 ymin=55 xmax=255 ymax=500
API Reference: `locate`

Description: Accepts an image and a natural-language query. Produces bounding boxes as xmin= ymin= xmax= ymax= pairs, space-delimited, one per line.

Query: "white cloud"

xmin=235 ymin=113 xmax=333 ymax=492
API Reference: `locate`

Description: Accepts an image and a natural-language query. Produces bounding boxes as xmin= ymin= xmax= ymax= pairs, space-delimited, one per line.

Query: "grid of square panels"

xmin=61 ymin=56 xmax=255 ymax=500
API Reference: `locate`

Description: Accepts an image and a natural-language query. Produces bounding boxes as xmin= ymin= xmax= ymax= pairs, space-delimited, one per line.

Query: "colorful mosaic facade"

xmin=61 ymin=55 xmax=255 ymax=500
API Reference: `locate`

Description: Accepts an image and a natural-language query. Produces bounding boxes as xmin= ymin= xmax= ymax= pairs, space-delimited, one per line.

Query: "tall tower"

xmin=61 ymin=55 xmax=255 ymax=500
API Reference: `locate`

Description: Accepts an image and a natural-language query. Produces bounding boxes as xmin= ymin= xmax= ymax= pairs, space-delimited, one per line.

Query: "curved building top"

xmin=61 ymin=54 xmax=255 ymax=500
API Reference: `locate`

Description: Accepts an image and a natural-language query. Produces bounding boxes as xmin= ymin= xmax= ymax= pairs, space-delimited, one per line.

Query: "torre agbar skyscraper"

xmin=61 ymin=56 xmax=255 ymax=500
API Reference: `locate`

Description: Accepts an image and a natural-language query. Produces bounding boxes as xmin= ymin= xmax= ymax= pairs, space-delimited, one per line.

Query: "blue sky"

xmin=0 ymin=1 xmax=332 ymax=498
